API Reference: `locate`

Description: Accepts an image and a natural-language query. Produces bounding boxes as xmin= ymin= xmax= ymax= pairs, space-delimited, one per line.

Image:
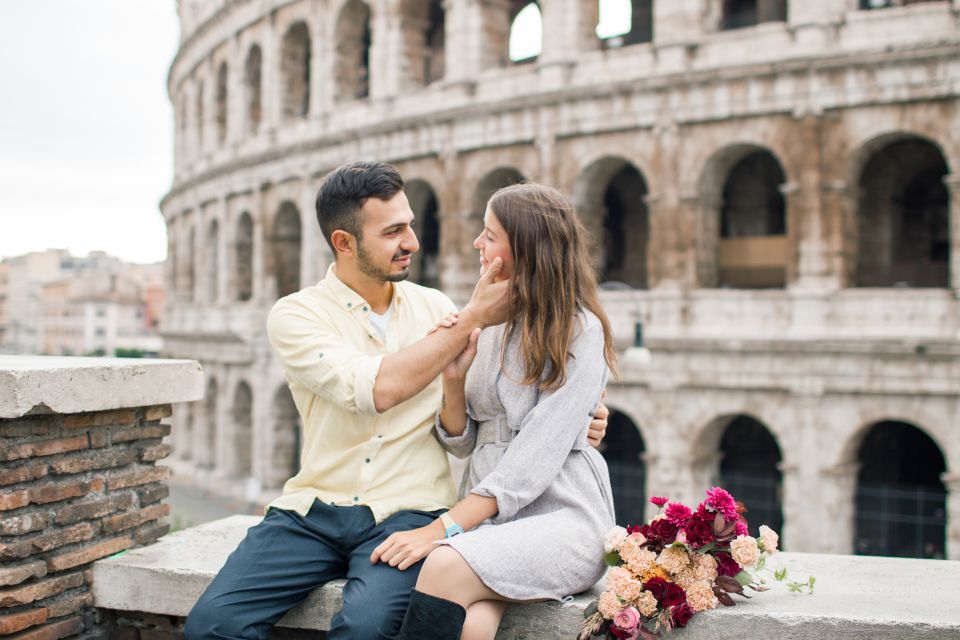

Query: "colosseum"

xmin=160 ymin=0 xmax=960 ymax=560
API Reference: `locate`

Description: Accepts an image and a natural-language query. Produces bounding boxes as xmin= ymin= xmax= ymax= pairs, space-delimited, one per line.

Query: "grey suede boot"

xmin=395 ymin=589 xmax=467 ymax=640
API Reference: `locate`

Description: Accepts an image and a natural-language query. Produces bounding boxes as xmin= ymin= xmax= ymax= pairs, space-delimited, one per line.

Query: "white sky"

xmin=0 ymin=1 xmax=179 ymax=264
xmin=0 ymin=1 xmax=630 ymax=265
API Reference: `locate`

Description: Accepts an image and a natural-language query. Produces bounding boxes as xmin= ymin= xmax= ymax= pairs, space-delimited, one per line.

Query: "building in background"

xmin=0 ymin=249 xmax=164 ymax=356
xmin=161 ymin=0 xmax=960 ymax=560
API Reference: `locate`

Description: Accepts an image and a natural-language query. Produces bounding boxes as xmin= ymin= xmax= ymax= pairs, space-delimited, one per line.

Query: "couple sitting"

xmin=184 ymin=161 xmax=618 ymax=640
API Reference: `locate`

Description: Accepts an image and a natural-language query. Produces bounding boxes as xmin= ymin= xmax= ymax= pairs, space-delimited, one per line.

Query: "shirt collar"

xmin=323 ymin=264 xmax=406 ymax=314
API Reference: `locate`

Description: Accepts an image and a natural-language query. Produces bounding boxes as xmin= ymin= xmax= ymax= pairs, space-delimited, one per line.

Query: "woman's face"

xmin=474 ymin=207 xmax=514 ymax=281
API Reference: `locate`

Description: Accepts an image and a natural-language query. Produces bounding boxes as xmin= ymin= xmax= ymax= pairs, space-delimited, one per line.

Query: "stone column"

xmin=539 ymin=0 xmax=598 ymax=67
xmin=441 ymin=0 xmax=472 ymax=83
xmin=261 ymin=15 xmax=280 ymax=136
xmin=944 ymin=174 xmax=960 ymax=295
xmin=309 ymin=20 xmax=325 ymax=118
xmin=369 ymin=0 xmax=393 ymax=100
xmin=217 ymin=199 xmax=229 ymax=305
xmin=653 ymin=0 xmax=705 ymax=70
xmin=819 ymin=462 xmax=860 ymax=555
xmin=942 ymin=472 xmax=960 ymax=561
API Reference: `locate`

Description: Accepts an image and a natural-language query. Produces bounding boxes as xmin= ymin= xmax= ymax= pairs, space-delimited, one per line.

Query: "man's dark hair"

xmin=315 ymin=161 xmax=405 ymax=253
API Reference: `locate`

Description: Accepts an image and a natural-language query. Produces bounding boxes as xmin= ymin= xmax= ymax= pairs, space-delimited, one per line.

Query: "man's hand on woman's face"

xmin=588 ymin=390 xmax=610 ymax=449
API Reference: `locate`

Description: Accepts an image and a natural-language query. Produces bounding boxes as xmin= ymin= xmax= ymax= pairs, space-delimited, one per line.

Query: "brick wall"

xmin=0 ymin=405 xmax=173 ymax=639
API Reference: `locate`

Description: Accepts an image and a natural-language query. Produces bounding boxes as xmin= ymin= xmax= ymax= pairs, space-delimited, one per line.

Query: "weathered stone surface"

xmin=0 ymin=561 xmax=47 ymax=587
xmin=47 ymin=536 xmax=132 ymax=573
xmin=93 ymin=516 xmax=960 ymax=639
xmin=0 ymin=357 xmax=203 ymax=420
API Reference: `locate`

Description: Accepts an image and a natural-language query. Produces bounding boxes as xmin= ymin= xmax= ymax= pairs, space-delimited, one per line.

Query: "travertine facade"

xmin=161 ymin=0 xmax=960 ymax=559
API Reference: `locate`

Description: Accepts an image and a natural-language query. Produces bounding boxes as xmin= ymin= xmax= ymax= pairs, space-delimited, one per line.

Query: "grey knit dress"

xmin=435 ymin=311 xmax=615 ymax=601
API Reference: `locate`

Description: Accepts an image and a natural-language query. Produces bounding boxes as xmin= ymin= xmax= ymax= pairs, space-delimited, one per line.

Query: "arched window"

xmin=207 ymin=219 xmax=219 ymax=303
xmin=721 ymin=0 xmax=787 ymax=30
xmin=406 ymin=180 xmax=441 ymax=289
xmin=717 ymin=148 xmax=788 ymax=288
xmin=281 ymin=22 xmax=311 ymax=119
xmin=235 ymin=212 xmax=254 ymax=301
xmin=473 ymin=167 xmax=526 ymax=221
xmin=509 ymin=2 xmax=542 ymax=63
xmin=335 ymin=0 xmax=372 ymax=100
xmin=244 ymin=45 xmax=262 ymax=134
xmin=597 ymin=0 xmax=652 ymax=47
xmin=855 ymin=136 xmax=949 ymax=288
xmin=271 ymin=202 xmax=302 ymax=297
xmin=232 ymin=382 xmax=253 ymax=477
xmin=717 ymin=416 xmax=783 ymax=539
xmin=215 ymin=62 xmax=228 ymax=144
xmin=271 ymin=386 xmax=301 ymax=489
xmin=854 ymin=421 xmax=946 ymax=559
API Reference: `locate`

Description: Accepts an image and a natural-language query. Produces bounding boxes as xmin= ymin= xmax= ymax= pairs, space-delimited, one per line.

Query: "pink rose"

xmin=612 ymin=607 xmax=641 ymax=633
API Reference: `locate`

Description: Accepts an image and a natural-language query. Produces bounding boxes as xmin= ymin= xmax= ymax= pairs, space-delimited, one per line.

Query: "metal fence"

xmin=855 ymin=482 xmax=947 ymax=559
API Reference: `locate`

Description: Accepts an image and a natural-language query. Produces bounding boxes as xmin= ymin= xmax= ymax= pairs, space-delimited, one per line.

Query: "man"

xmin=184 ymin=161 xmax=608 ymax=640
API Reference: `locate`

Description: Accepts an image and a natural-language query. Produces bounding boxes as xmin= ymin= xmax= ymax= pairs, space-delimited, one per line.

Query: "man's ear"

xmin=330 ymin=230 xmax=357 ymax=257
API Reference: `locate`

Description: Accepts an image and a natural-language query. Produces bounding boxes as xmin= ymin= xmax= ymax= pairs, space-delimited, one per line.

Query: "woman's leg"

xmin=416 ymin=545 xmax=502 ymax=608
xmin=462 ymin=601 xmax=507 ymax=640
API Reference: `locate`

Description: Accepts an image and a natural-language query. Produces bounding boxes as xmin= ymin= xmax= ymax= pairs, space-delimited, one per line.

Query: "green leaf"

xmin=756 ymin=555 xmax=767 ymax=571
xmin=697 ymin=542 xmax=716 ymax=553
xmin=774 ymin=568 xmax=788 ymax=581
xmin=735 ymin=570 xmax=753 ymax=586
xmin=603 ymin=551 xmax=622 ymax=567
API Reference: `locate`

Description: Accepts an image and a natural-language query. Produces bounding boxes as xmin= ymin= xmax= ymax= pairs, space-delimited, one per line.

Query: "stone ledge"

xmin=0 ymin=356 xmax=204 ymax=419
xmin=92 ymin=515 xmax=960 ymax=639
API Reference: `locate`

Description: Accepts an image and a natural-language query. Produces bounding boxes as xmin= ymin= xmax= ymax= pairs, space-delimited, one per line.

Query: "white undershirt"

xmin=368 ymin=301 xmax=395 ymax=342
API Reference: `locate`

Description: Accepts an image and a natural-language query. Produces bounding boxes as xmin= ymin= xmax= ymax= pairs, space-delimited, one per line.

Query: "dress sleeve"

xmin=433 ymin=412 xmax=478 ymax=458
xmin=469 ymin=316 xmax=608 ymax=523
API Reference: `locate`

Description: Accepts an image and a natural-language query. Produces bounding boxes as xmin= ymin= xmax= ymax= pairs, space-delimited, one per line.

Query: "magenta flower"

xmin=664 ymin=502 xmax=693 ymax=528
xmin=705 ymin=487 xmax=738 ymax=521
xmin=735 ymin=520 xmax=749 ymax=537
xmin=650 ymin=496 xmax=668 ymax=508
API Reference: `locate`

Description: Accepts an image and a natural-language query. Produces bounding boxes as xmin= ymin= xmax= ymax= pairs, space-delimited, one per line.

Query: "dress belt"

xmin=475 ymin=415 xmax=514 ymax=447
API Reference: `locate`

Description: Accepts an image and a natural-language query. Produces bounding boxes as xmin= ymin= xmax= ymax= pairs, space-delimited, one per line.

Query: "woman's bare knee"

xmin=460 ymin=601 xmax=506 ymax=640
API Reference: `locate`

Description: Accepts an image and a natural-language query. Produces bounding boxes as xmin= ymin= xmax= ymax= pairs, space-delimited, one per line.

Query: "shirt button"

xmin=363 ymin=306 xmax=369 ymax=311
xmin=365 ymin=458 xmax=371 ymax=463
xmin=353 ymin=496 xmax=359 ymax=502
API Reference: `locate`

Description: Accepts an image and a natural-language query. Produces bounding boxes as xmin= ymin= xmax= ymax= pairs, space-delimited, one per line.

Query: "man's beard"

xmin=357 ymin=243 xmax=411 ymax=283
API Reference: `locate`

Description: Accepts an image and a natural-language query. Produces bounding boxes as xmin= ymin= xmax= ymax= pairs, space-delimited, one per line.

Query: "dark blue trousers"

xmin=183 ymin=500 xmax=443 ymax=640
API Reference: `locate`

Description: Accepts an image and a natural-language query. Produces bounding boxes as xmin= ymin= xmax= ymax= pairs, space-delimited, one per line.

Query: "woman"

xmin=372 ymin=183 xmax=617 ymax=639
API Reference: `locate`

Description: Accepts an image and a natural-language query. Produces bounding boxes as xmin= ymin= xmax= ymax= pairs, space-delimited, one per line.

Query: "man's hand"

xmin=588 ymin=390 xmax=609 ymax=448
xmin=462 ymin=257 xmax=510 ymax=328
xmin=370 ymin=520 xmax=445 ymax=571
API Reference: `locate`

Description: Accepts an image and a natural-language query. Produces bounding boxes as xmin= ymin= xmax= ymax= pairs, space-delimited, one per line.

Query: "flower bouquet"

xmin=579 ymin=488 xmax=814 ymax=639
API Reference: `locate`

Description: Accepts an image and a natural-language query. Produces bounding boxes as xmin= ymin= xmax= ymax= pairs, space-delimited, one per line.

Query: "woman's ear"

xmin=330 ymin=230 xmax=356 ymax=257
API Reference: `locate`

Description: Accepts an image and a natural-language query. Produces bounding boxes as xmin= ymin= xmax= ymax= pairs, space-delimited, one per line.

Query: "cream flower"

xmin=635 ymin=590 xmax=658 ymax=617
xmin=685 ymin=580 xmax=719 ymax=612
xmin=758 ymin=525 xmax=779 ymax=554
xmin=604 ymin=567 xmax=633 ymax=596
xmin=656 ymin=545 xmax=691 ymax=575
xmin=598 ymin=591 xmax=621 ymax=619
xmin=691 ymin=552 xmax=719 ymax=581
xmin=730 ymin=535 xmax=761 ymax=568
xmin=604 ymin=526 xmax=628 ymax=553
xmin=619 ymin=537 xmax=657 ymax=575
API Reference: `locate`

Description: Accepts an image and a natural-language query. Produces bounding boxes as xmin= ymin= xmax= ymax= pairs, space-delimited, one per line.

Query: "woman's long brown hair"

xmin=487 ymin=183 xmax=617 ymax=391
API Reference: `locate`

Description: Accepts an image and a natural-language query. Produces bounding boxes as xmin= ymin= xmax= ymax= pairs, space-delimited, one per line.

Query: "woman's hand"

xmin=427 ymin=311 xmax=460 ymax=335
xmin=444 ymin=327 xmax=481 ymax=381
xmin=370 ymin=520 xmax=445 ymax=571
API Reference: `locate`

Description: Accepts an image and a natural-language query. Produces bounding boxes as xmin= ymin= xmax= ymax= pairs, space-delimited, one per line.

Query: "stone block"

xmin=46 ymin=536 xmax=132 ymax=573
xmin=135 ymin=485 xmax=169 ymax=507
xmin=63 ymin=410 xmax=138 ymax=430
xmin=0 ymin=490 xmax=30 ymax=512
xmin=48 ymin=449 xmax=138 ymax=475
xmin=54 ymin=494 xmax=136 ymax=526
xmin=0 ymin=512 xmax=50 ymax=536
xmin=138 ymin=444 xmax=172 ymax=463
xmin=0 ymin=561 xmax=47 ymax=587
xmin=0 ymin=416 xmax=59 ymax=439
xmin=110 ymin=426 xmax=171 ymax=444
xmin=0 ymin=463 xmax=49 ymax=487
xmin=5 ymin=615 xmax=85 ymax=640
xmin=0 ymin=572 xmax=84 ymax=608
xmin=45 ymin=590 xmax=95 ymax=618
xmin=0 ymin=436 xmax=89 ymax=463
xmin=0 ymin=523 xmax=94 ymax=561
xmin=28 ymin=481 xmax=92 ymax=506
xmin=134 ymin=522 xmax=171 ymax=547
xmin=142 ymin=406 xmax=173 ymax=422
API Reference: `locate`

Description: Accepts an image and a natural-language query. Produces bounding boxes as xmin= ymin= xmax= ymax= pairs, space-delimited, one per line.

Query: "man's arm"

xmin=371 ymin=258 xmax=508 ymax=413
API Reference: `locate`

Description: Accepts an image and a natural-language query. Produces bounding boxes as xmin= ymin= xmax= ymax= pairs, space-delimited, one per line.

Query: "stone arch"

xmin=693 ymin=413 xmax=784 ymax=538
xmin=399 ymin=0 xmax=445 ymax=86
xmin=203 ymin=376 xmax=218 ymax=469
xmin=335 ymin=0 xmax=372 ymax=100
xmin=508 ymin=1 xmax=542 ymax=64
xmin=851 ymin=420 xmax=947 ymax=558
xmin=215 ymin=61 xmax=228 ymax=144
xmin=234 ymin=211 xmax=254 ymax=301
xmin=271 ymin=202 xmax=302 ymax=298
xmin=852 ymin=134 xmax=950 ymax=288
xmin=231 ymin=381 xmax=253 ymax=477
xmin=406 ymin=179 xmax=441 ymax=289
xmin=573 ymin=156 xmax=650 ymax=288
xmin=281 ymin=21 xmax=311 ymax=119
xmin=206 ymin=218 xmax=219 ymax=303
xmin=599 ymin=409 xmax=647 ymax=526
xmin=596 ymin=0 xmax=653 ymax=47
xmin=244 ymin=44 xmax=262 ymax=134
xmin=270 ymin=386 xmax=301 ymax=489
xmin=472 ymin=167 xmax=526 ymax=221
xmin=698 ymin=144 xmax=789 ymax=289
xmin=720 ymin=0 xmax=787 ymax=30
